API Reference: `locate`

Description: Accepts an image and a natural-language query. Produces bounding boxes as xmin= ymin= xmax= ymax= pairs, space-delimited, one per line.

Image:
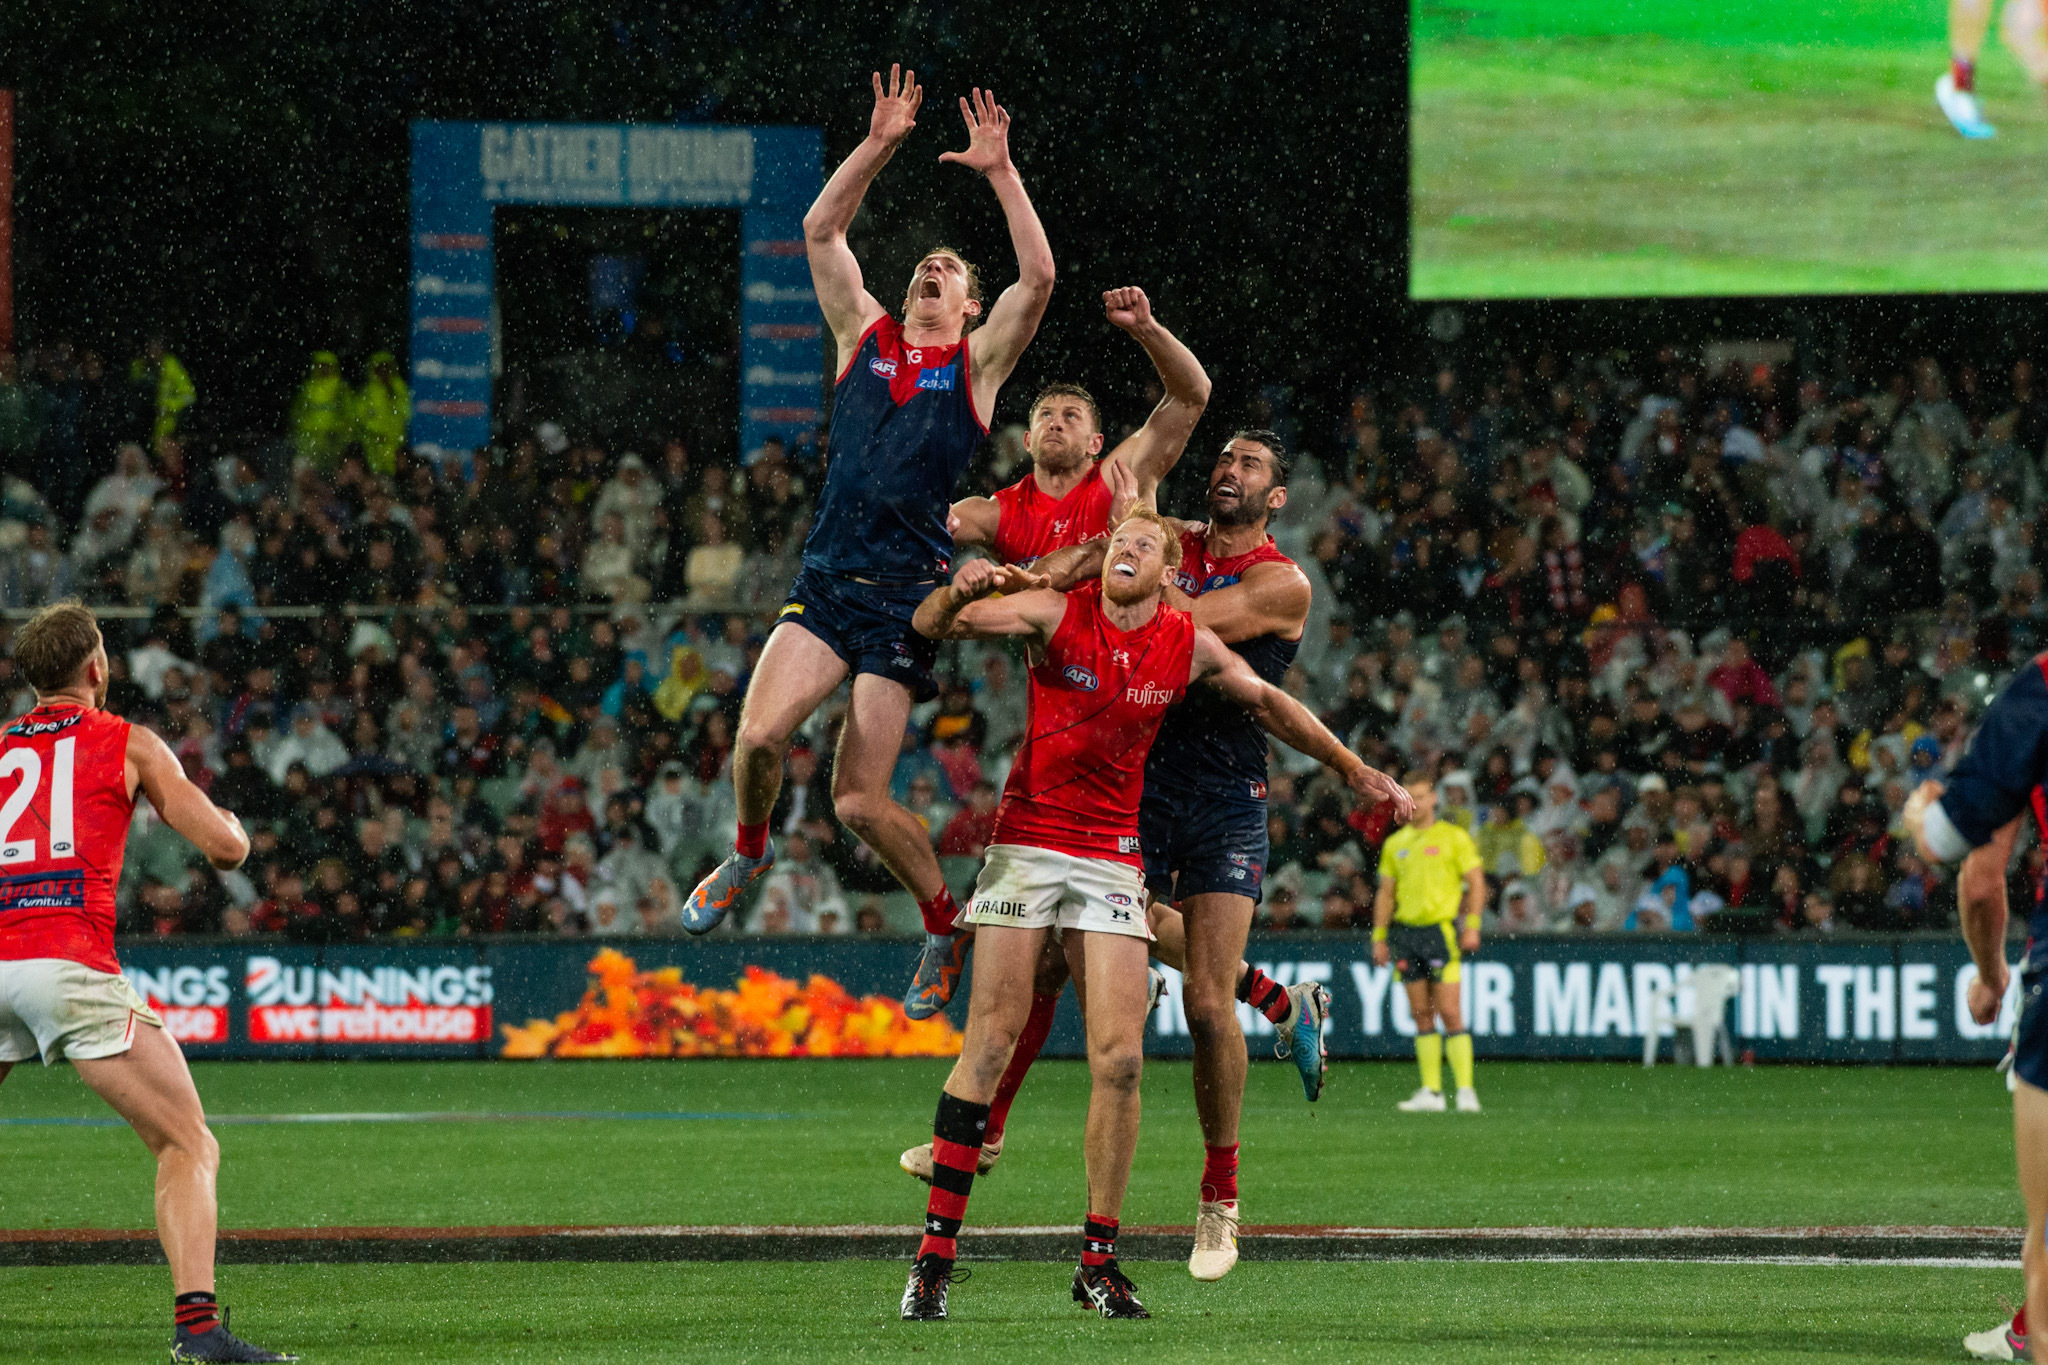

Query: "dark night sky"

xmin=0 ymin=2 xmax=1407 ymax=447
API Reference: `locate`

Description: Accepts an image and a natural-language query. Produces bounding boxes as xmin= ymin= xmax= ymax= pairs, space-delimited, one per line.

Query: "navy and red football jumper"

xmin=781 ymin=314 xmax=987 ymax=703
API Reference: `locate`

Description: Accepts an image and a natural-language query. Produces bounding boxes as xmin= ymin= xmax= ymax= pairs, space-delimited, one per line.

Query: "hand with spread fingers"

xmin=868 ymin=64 xmax=923 ymax=146
xmin=938 ymin=87 xmax=1015 ymax=178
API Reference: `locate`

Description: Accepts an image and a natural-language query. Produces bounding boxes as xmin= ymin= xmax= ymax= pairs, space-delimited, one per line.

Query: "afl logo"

xmin=1104 ymin=893 xmax=1134 ymax=907
xmin=869 ymin=357 xmax=899 ymax=378
xmin=1063 ymin=665 xmax=1099 ymax=691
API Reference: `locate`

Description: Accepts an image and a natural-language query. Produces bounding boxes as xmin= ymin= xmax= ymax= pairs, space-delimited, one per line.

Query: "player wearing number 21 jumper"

xmin=0 ymin=603 xmax=294 ymax=1363
xmin=894 ymin=512 xmax=1406 ymax=1323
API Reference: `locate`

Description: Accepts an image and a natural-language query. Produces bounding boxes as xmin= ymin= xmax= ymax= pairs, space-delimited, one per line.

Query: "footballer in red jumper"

xmin=893 ymin=512 xmax=1404 ymax=1322
xmin=0 ymin=602 xmax=295 ymax=1362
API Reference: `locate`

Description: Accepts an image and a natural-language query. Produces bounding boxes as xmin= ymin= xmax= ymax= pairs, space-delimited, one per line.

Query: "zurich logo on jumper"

xmin=1063 ymin=665 xmax=1099 ymax=691
xmin=915 ymin=366 xmax=955 ymax=392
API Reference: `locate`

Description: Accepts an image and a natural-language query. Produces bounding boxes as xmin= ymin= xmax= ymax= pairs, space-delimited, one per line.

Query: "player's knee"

xmin=832 ymin=788 xmax=886 ymax=836
xmin=735 ymin=713 xmax=791 ymax=762
xmin=1183 ymin=998 xmax=1241 ymax=1050
xmin=159 ymin=1119 xmax=219 ymax=1176
xmin=1089 ymin=1045 xmax=1144 ymax=1095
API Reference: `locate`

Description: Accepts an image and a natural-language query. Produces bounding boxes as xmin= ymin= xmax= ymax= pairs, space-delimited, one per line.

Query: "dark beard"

xmin=1208 ymin=490 xmax=1270 ymax=528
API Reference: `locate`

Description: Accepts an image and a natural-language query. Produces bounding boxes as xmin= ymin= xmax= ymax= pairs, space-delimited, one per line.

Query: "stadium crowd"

xmin=0 ymin=339 xmax=2029 ymax=940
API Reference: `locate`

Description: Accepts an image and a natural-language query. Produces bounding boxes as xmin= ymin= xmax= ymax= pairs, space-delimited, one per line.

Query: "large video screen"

xmin=1411 ymin=0 xmax=2048 ymax=298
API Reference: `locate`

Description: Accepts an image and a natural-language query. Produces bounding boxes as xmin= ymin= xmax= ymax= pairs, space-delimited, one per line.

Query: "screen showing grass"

xmin=1411 ymin=0 xmax=2048 ymax=297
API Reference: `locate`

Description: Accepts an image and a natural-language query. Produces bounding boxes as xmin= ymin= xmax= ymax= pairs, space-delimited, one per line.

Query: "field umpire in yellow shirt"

xmin=1373 ymin=771 xmax=1487 ymax=1113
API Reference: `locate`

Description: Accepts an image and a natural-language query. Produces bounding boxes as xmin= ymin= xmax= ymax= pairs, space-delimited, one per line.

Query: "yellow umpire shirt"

xmin=1379 ymin=820 xmax=1482 ymax=926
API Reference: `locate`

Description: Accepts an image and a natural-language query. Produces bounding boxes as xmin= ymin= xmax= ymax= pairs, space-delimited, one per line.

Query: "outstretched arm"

xmin=129 ymin=724 xmax=249 ymax=870
xmin=913 ymin=560 xmax=1061 ymax=640
xmin=1100 ymin=288 xmax=1210 ymax=502
xmin=1188 ymin=627 xmax=1413 ymax=821
xmin=944 ymin=89 xmax=1054 ymax=426
xmin=804 ymin=65 xmax=921 ymax=372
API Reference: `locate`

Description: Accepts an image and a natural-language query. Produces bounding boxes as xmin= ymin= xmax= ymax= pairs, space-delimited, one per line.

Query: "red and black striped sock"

xmin=1237 ymin=965 xmax=1291 ymax=1025
xmin=917 ymin=887 xmax=962 ymax=937
xmin=1081 ymin=1214 xmax=1119 ymax=1268
xmin=1201 ymin=1142 xmax=1240 ymax=1203
xmin=916 ymin=1090 xmax=988 ymax=1263
xmin=174 ymin=1291 xmax=219 ymax=1336
xmin=985 ymin=991 xmax=1059 ymax=1144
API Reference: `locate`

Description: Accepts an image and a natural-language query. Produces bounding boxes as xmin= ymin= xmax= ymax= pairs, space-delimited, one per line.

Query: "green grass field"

xmin=0 ymin=1059 xmax=2029 ymax=1360
xmin=1411 ymin=0 xmax=2048 ymax=296
xmin=0 ymin=1262 xmax=2022 ymax=1363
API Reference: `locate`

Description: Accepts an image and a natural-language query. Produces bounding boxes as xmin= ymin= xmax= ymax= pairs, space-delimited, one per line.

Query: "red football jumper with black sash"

xmin=0 ymin=702 xmax=134 ymax=974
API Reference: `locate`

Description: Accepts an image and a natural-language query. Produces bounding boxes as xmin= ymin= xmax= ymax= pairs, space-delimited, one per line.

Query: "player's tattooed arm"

xmin=948 ymin=88 xmax=1055 ymax=426
xmin=913 ymin=559 xmax=1059 ymax=640
xmin=1100 ymin=287 xmax=1210 ymax=501
xmin=1186 ymin=560 xmax=1312 ymax=646
xmin=1188 ymin=627 xmax=1414 ymax=822
xmin=804 ymin=64 xmax=917 ymax=371
xmin=947 ymin=495 xmax=1001 ymax=550
xmin=128 ymin=723 xmax=250 ymax=871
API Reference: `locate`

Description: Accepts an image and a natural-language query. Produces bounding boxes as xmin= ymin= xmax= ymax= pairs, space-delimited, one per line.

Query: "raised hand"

xmin=937 ymin=87 xmax=1015 ymax=178
xmin=1104 ymin=456 xmax=1139 ymax=527
xmin=1103 ymin=286 xmax=1154 ymax=333
xmin=869 ymin=64 xmax=923 ymax=146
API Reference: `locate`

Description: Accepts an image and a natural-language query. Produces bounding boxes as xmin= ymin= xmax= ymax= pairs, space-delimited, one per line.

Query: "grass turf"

xmin=0 ymin=1059 xmax=2021 ymax=1230
xmin=0 ymin=1261 xmax=2021 ymax=1363
xmin=1411 ymin=0 xmax=2048 ymax=297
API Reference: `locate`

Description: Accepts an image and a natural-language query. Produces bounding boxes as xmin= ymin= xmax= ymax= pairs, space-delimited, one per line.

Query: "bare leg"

xmin=1432 ymin=980 xmax=1464 ymax=1033
xmin=1078 ymin=929 xmax=1152 ymax=1220
xmin=2003 ymin=0 xmax=2048 ymax=85
xmin=1146 ymin=900 xmax=1187 ymax=973
xmin=2015 ymin=1079 xmax=2048 ymax=1343
xmin=1405 ymin=980 xmax=1439 ymax=1034
xmin=832 ymin=674 xmax=946 ymax=902
xmin=732 ymin=624 xmax=850 ymax=826
xmin=1181 ymin=891 xmax=1256 ymax=1149
xmin=73 ymin=1024 xmax=220 ymax=1295
xmin=942 ymin=923 xmax=1048 ymax=1103
xmin=1955 ymin=0 xmax=1995 ymax=62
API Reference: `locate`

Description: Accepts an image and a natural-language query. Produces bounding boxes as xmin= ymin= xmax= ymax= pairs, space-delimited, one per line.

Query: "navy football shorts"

xmin=1139 ymin=787 xmax=1269 ymax=906
xmin=777 ymin=568 xmax=939 ymax=703
xmin=2012 ymin=951 xmax=2048 ymax=1092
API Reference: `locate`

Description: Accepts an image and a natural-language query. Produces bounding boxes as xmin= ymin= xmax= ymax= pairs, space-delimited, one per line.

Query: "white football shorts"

xmin=0 ymin=958 xmax=162 ymax=1065
xmin=960 ymin=843 xmax=1154 ymax=941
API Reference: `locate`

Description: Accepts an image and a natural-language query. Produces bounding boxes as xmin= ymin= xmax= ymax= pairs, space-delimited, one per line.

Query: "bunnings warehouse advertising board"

xmin=112 ymin=935 xmax=2020 ymax=1063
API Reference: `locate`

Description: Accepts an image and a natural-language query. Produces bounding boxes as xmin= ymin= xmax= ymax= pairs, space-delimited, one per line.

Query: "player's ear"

xmin=1087 ymin=431 xmax=1105 ymax=457
xmin=963 ymin=298 xmax=982 ymax=319
xmin=1267 ymin=485 xmax=1289 ymax=512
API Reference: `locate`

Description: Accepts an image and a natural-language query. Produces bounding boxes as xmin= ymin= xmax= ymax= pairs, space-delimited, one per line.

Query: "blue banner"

xmin=408 ymin=121 xmax=823 ymax=459
xmin=111 ymin=935 xmax=2019 ymax=1064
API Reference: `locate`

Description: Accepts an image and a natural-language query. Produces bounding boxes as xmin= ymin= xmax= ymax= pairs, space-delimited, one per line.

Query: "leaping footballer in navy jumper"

xmin=685 ymin=65 xmax=1054 ymax=937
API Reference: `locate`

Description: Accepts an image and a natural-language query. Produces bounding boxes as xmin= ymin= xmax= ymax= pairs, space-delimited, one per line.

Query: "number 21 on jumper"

xmin=0 ymin=736 xmax=76 ymax=862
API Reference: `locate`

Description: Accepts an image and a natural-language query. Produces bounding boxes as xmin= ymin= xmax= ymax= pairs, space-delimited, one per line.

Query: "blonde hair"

xmin=1111 ymin=509 xmax=1183 ymax=570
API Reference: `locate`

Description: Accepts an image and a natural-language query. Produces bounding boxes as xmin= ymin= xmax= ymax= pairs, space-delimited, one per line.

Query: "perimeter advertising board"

xmin=112 ymin=936 xmax=2019 ymax=1064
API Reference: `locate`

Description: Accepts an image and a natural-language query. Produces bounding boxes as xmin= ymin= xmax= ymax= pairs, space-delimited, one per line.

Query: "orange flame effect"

xmin=499 ymin=948 xmax=965 ymax=1058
